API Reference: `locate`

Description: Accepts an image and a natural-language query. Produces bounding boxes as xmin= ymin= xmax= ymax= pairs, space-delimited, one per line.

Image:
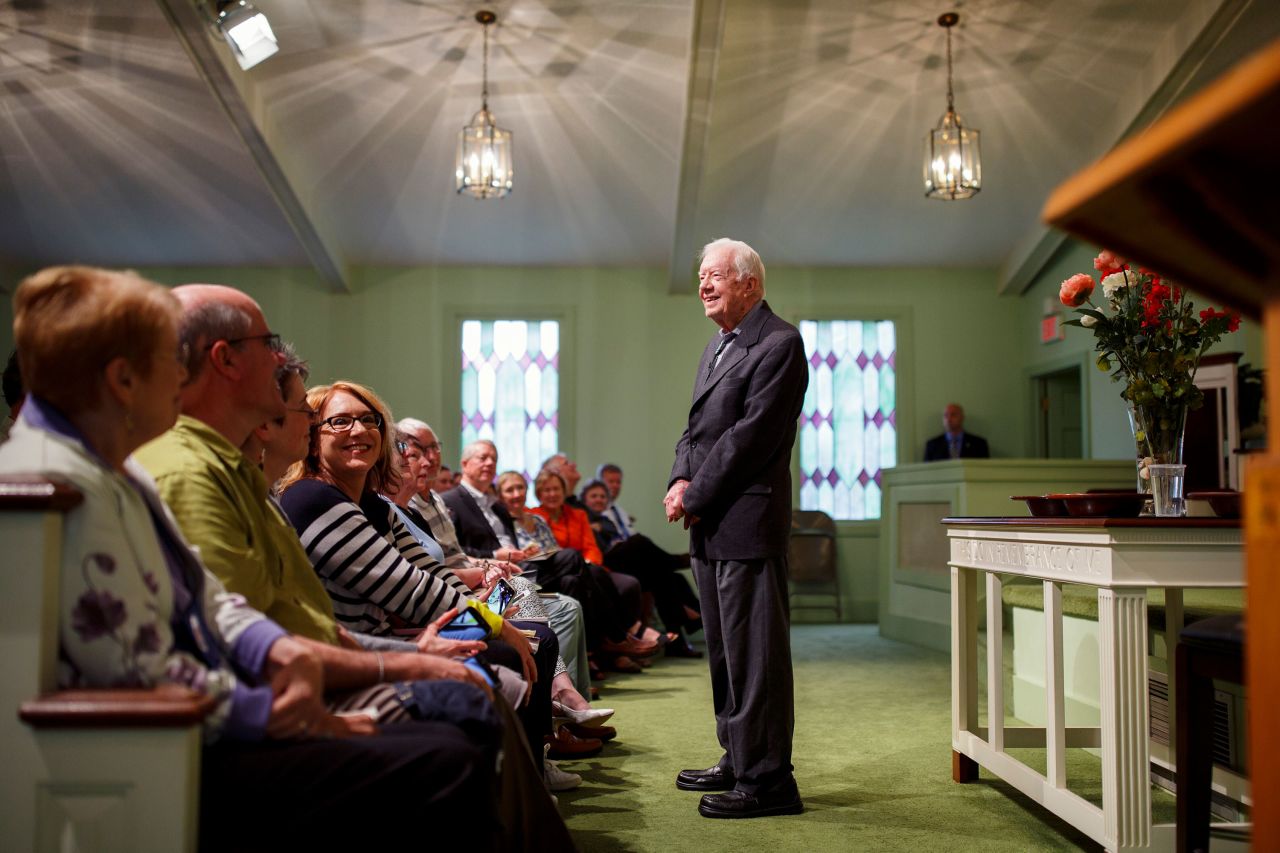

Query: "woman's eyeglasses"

xmin=319 ymin=413 xmax=383 ymax=432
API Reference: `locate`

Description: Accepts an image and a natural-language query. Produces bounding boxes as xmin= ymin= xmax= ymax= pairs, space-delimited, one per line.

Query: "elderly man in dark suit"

xmin=923 ymin=402 xmax=990 ymax=461
xmin=664 ymin=237 xmax=809 ymax=819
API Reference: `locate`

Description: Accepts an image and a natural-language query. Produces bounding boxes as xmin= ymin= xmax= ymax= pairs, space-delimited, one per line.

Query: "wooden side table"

xmin=944 ymin=516 xmax=1245 ymax=851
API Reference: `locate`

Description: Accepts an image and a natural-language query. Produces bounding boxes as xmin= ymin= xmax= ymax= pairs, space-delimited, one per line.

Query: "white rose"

xmin=1081 ymin=315 xmax=1097 ymax=327
xmin=1102 ymin=272 xmax=1130 ymax=299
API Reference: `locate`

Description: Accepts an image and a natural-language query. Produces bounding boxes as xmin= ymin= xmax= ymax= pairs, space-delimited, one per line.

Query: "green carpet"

xmin=558 ymin=624 xmax=1174 ymax=852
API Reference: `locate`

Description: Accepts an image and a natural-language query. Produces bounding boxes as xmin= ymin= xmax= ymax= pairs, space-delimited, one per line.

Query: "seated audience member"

xmin=580 ymin=477 xmax=702 ymax=658
xmin=399 ymin=420 xmax=593 ymax=700
xmin=0 ymin=266 xmax=504 ymax=850
xmin=1 ymin=349 xmax=22 ymax=443
xmin=542 ymin=452 xmax=585 ymax=508
xmin=254 ymin=374 xmax=589 ymax=793
xmin=389 ymin=441 xmax=612 ymax=748
xmin=597 ymin=462 xmax=692 ymax=575
xmin=533 ymin=470 xmax=605 ymax=564
xmin=444 ymin=441 xmax=656 ymax=666
xmin=529 ymin=469 xmax=660 ymax=668
xmin=596 ymin=463 xmax=634 ymax=535
xmin=434 ymin=464 xmax=455 ymax=493
xmin=500 ymin=470 xmax=562 ymax=555
xmin=581 ymin=478 xmax=624 ymax=551
xmin=278 ymin=382 xmax=567 ymax=758
xmin=129 ymin=285 xmax=569 ymax=844
xmin=923 ymin=402 xmax=990 ymax=461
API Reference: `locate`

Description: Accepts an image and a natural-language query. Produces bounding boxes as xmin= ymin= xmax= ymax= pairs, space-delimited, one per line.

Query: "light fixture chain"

xmin=945 ymin=23 xmax=954 ymax=112
xmin=481 ymin=20 xmax=490 ymax=111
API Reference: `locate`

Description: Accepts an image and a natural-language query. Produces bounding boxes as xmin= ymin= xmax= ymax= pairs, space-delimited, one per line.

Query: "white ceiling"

xmin=1 ymin=0 xmax=1278 ymax=290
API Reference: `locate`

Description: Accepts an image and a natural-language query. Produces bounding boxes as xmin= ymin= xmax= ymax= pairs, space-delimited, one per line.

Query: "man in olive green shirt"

xmin=139 ymin=413 xmax=340 ymax=644
xmin=135 ymin=284 xmax=488 ymax=690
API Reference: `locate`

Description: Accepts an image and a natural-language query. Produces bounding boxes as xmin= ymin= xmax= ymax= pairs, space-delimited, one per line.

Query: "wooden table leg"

xmin=1098 ymin=587 xmax=1152 ymax=850
xmin=952 ymin=750 xmax=979 ymax=783
xmin=951 ymin=564 xmax=978 ymax=782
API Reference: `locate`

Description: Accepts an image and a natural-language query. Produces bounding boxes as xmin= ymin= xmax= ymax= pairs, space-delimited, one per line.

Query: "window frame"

xmin=443 ymin=304 xmax=577 ymax=474
xmin=788 ymin=306 xmax=914 ymax=530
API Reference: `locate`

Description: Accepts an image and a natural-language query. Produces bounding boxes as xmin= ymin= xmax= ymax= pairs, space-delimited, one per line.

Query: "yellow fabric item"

xmin=470 ymin=600 xmax=505 ymax=638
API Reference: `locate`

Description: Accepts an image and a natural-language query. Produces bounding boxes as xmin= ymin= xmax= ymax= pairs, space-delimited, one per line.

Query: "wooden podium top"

xmin=1043 ymin=37 xmax=1280 ymax=318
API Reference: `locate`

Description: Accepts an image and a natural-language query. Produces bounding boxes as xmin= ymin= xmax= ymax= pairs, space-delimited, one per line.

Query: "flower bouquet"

xmin=1059 ymin=250 xmax=1239 ymax=491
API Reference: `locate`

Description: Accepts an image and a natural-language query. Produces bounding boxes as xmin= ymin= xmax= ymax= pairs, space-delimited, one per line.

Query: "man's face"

xmin=698 ymin=246 xmax=757 ymax=331
xmin=943 ymin=404 xmax=965 ymax=434
xmin=555 ymin=455 xmax=581 ymax=491
xmin=232 ymin=303 xmax=287 ymax=422
xmin=602 ymin=469 xmax=622 ymax=500
xmin=461 ymin=444 xmax=498 ymax=489
xmin=410 ymin=426 xmax=442 ymax=486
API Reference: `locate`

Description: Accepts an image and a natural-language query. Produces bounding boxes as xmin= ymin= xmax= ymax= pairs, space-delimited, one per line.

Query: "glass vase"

xmin=1127 ymin=402 xmax=1188 ymax=511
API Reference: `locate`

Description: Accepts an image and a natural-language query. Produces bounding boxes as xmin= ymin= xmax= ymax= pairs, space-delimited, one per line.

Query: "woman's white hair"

xmin=701 ymin=238 xmax=766 ymax=294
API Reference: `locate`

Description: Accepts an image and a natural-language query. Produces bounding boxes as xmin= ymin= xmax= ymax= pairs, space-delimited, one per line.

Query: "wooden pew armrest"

xmin=19 ymin=686 xmax=216 ymax=728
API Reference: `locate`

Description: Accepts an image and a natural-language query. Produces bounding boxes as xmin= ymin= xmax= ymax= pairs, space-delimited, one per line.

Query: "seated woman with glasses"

xmin=278 ymin=381 xmax=560 ymax=755
xmin=0 ymin=267 xmax=503 ymax=849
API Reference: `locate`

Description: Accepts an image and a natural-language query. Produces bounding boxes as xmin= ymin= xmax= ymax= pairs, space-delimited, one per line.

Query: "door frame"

xmin=1026 ymin=354 xmax=1091 ymax=459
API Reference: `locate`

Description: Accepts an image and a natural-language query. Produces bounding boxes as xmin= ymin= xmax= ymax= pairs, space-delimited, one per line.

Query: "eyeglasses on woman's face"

xmin=319 ymin=413 xmax=383 ymax=432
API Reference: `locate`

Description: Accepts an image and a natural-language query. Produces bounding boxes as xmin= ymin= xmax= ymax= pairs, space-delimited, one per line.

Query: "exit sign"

xmin=1041 ymin=315 xmax=1065 ymax=343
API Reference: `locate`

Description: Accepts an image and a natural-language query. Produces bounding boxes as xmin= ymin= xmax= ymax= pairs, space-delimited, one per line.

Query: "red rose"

xmin=1059 ymin=273 xmax=1095 ymax=307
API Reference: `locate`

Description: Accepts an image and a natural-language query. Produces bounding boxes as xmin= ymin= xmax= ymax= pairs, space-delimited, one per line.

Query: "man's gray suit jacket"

xmin=668 ymin=300 xmax=809 ymax=561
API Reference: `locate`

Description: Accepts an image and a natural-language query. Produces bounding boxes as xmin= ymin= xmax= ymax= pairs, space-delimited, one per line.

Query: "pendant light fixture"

xmin=923 ymin=12 xmax=981 ymax=200
xmin=456 ymin=10 xmax=514 ymax=199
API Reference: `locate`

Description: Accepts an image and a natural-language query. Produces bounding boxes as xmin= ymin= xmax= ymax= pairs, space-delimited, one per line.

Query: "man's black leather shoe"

xmin=698 ymin=785 xmax=803 ymax=819
xmin=675 ymin=765 xmax=736 ymax=791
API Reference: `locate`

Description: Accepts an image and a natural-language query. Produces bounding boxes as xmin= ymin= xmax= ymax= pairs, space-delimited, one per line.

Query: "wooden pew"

xmin=0 ymin=476 xmax=213 ymax=853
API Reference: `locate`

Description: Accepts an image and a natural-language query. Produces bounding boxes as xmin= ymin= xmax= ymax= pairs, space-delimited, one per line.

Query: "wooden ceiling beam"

xmin=153 ymin=0 xmax=350 ymax=293
xmin=667 ymin=0 xmax=727 ymax=295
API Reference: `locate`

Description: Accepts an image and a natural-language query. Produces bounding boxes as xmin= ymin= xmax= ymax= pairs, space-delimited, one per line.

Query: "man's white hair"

xmin=460 ymin=438 xmax=497 ymax=464
xmin=701 ymin=237 xmax=766 ymax=295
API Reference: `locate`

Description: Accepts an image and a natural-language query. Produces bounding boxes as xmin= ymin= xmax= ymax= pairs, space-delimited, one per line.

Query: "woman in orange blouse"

xmin=530 ymin=470 xmax=603 ymax=564
xmin=530 ymin=471 xmax=662 ymax=662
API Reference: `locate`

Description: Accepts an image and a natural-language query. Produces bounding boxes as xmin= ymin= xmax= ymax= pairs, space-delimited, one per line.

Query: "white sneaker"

xmin=543 ymin=744 xmax=582 ymax=791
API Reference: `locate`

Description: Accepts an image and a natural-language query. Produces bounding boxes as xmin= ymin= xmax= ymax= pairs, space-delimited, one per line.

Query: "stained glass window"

xmin=461 ymin=320 xmax=559 ymax=481
xmin=798 ymin=320 xmax=897 ymax=520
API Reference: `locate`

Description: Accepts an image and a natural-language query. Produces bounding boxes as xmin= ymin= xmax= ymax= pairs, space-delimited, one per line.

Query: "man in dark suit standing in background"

xmin=664 ymin=238 xmax=808 ymax=819
xmin=923 ymin=402 xmax=990 ymax=461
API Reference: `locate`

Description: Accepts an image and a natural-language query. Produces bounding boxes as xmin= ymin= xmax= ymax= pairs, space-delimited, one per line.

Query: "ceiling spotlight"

xmin=214 ymin=1 xmax=278 ymax=70
xmin=923 ymin=12 xmax=981 ymax=200
xmin=456 ymin=10 xmax=514 ymax=199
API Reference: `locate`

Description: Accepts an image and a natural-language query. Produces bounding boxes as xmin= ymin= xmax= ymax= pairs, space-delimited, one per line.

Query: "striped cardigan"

xmin=280 ymin=479 xmax=473 ymax=636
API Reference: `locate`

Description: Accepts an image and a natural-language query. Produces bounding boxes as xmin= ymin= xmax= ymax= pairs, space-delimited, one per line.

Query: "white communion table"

xmin=943 ymin=516 xmax=1243 ymax=852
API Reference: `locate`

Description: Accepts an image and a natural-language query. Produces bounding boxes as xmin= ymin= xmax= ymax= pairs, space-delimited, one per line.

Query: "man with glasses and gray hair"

xmin=666 ymin=238 xmax=808 ymax=819
xmin=136 ymin=285 xmax=498 ymax=698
